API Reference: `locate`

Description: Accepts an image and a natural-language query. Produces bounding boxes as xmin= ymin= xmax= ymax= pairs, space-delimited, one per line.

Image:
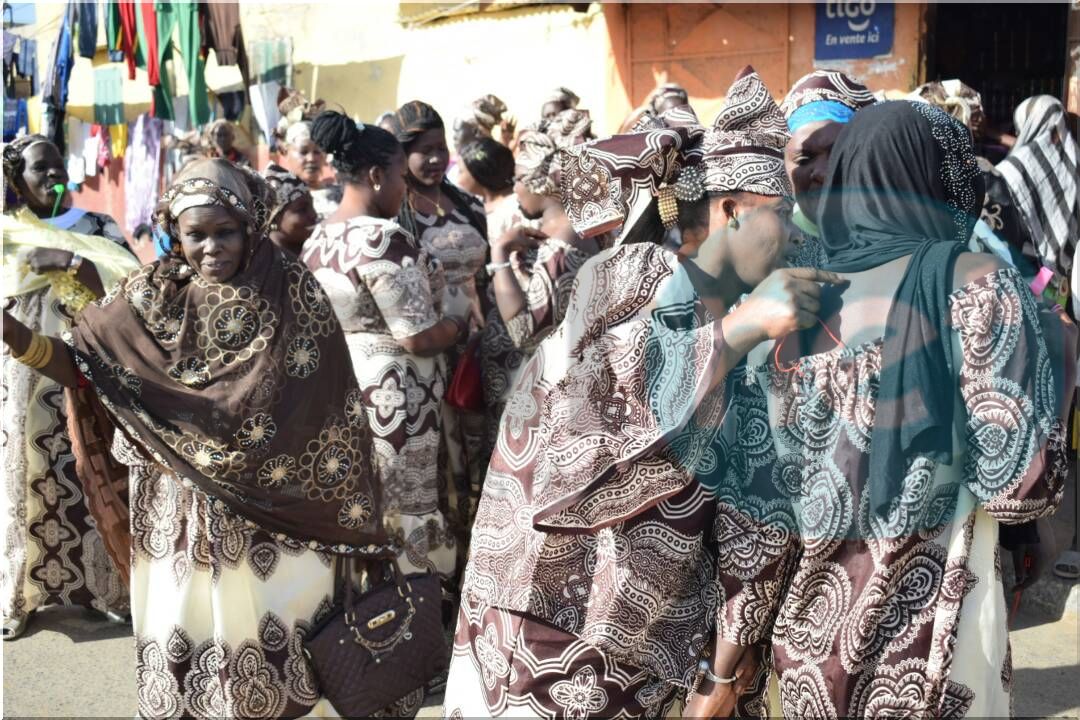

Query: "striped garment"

xmin=996 ymin=95 xmax=1079 ymax=280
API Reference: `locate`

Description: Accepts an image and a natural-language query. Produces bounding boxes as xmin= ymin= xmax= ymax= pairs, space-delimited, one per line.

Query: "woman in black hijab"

xmin=721 ymin=100 xmax=1075 ymax=716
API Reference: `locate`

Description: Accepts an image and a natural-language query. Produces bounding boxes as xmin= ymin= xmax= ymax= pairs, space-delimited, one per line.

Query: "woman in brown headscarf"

xmin=445 ymin=68 xmax=843 ymax=719
xmin=1 ymin=158 xmax=411 ymax=718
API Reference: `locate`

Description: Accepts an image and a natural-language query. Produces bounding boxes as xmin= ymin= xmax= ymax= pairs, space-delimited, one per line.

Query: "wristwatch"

xmin=67 ymin=253 xmax=84 ymax=277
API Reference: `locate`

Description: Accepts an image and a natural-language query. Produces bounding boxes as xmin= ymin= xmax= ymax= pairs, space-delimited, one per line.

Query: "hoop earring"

xmin=269 ymin=222 xmax=279 ymax=232
xmin=373 ymin=183 xmax=381 ymax=193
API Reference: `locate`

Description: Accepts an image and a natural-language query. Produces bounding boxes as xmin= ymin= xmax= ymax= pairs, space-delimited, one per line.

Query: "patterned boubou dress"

xmin=304 ymin=216 xmax=457 ymax=581
xmin=718 ymin=266 xmax=1071 ymax=718
xmin=2 ymin=209 xmax=132 ymax=632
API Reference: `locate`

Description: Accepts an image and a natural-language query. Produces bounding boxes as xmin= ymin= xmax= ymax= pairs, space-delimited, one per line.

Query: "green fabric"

xmin=105 ymin=0 xmax=121 ymax=55
xmin=133 ymin=1 xmax=147 ymax=69
xmin=175 ymin=1 xmax=209 ymax=126
xmin=94 ymin=65 xmax=124 ymax=125
xmin=154 ymin=1 xmax=176 ymax=121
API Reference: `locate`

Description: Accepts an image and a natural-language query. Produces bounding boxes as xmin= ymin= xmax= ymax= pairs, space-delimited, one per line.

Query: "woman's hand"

xmin=683 ymin=646 xmax=762 ymax=719
xmin=25 ymin=248 xmax=75 ymax=274
xmin=492 ymin=225 xmax=546 ymax=263
xmin=722 ymin=267 xmax=847 ymax=355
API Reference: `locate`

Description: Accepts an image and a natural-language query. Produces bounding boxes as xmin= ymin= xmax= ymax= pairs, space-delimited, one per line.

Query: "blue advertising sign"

xmin=815 ymin=1 xmax=895 ymax=60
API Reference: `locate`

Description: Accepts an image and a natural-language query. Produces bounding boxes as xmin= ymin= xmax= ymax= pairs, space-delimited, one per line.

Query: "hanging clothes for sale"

xmin=202 ymin=1 xmax=250 ymax=85
xmin=16 ymin=36 xmax=38 ymax=96
xmin=123 ymin=113 xmax=162 ymax=233
xmin=41 ymin=103 xmax=66 ymax=153
xmin=83 ymin=123 xmax=101 ymax=177
xmin=216 ymin=89 xmax=245 ymax=121
xmin=41 ymin=6 xmax=75 ymax=110
xmin=250 ymin=37 xmax=291 ymax=84
xmin=3 ymin=98 xmax=28 ymax=141
xmin=136 ymin=2 xmax=159 ymax=85
xmin=175 ymin=1 xmax=210 ymax=127
xmin=94 ymin=123 xmax=112 ymax=169
xmin=94 ymin=65 xmax=124 ymax=126
xmin=249 ymin=81 xmax=281 ymax=145
xmin=118 ymin=1 xmax=137 ymax=79
xmin=150 ymin=0 xmax=176 ymax=121
xmin=76 ymin=0 xmax=98 ymax=59
xmin=105 ymin=0 xmax=123 ymax=62
xmin=65 ymin=115 xmax=87 ymax=185
xmin=109 ymin=121 xmax=127 ymax=159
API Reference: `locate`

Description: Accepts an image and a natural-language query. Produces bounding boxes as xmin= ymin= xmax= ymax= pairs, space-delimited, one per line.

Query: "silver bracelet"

xmin=697 ymin=658 xmax=737 ymax=684
xmin=485 ymin=261 xmax=512 ymax=277
xmin=67 ymin=253 xmax=85 ymax=276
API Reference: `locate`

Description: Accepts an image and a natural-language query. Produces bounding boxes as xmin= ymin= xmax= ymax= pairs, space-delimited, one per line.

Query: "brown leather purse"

xmin=303 ymin=558 xmax=446 ymax=716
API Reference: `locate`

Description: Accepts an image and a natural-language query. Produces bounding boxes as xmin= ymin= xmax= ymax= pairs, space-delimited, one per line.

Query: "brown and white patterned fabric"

xmin=454 ymin=243 xmax=770 ymax=698
xmin=779 ymin=69 xmax=877 ymax=119
xmin=719 ymin=266 xmax=1071 ymax=718
xmin=2 ymin=210 xmax=134 ymax=629
xmin=480 ymin=237 xmax=594 ymax=457
xmin=557 ymin=66 xmax=790 ymax=243
xmin=445 ymin=598 xmax=683 ymax=719
xmin=303 ymin=216 xmax=457 ymax=580
xmin=65 ymin=160 xmax=389 ymax=555
xmin=119 ymin=434 xmax=424 ymax=720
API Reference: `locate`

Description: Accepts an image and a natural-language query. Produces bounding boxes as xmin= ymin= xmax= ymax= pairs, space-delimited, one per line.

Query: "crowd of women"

xmin=2 ymin=64 xmax=1077 ymax=719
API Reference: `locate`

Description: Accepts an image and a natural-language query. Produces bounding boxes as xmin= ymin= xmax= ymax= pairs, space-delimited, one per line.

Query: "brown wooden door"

xmin=625 ymin=3 xmax=791 ymax=120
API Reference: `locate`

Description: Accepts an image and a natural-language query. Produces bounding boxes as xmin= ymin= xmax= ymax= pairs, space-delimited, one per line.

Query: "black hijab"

xmin=817 ymin=101 xmax=985 ymax=515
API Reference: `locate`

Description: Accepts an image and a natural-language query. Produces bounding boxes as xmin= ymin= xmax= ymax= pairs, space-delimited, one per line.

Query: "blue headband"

xmin=787 ymin=100 xmax=857 ymax=133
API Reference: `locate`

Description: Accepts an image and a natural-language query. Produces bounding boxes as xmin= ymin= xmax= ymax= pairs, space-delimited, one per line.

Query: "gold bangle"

xmin=30 ymin=335 xmax=53 ymax=369
xmin=14 ymin=332 xmax=45 ymax=367
xmin=657 ymin=185 xmax=679 ymax=229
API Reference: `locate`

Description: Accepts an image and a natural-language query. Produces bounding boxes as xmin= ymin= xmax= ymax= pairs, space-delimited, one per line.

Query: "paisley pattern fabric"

xmin=459 ymin=242 xmax=780 ymax=697
xmin=444 ymin=599 xmax=682 ymax=720
xmin=120 ymin=436 xmax=423 ymax=720
xmin=720 ymin=267 xmax=1069 ymax=718
xmin=304 ymin=216 xmax=456 ymax=580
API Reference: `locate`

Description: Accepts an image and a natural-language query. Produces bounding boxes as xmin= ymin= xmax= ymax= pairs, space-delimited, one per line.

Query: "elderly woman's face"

xmin=177 ymin=206 xmax=248 ymax=282
xmin=284 ymin=138 xmax=325 ymax=187
xmin=784 ymin=120 xmax=844 ymax=220
xmin=720 ymin=193 xmax=796 ymax=288
xmin=17 ymin=143 xmax=67 ymax=212
xmin=405 ymin=128 xmax=449 ymax=187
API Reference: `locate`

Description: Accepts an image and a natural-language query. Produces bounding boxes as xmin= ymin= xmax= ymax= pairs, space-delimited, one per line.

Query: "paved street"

xmin=3 ymin=600 xmax=1077 ymax=718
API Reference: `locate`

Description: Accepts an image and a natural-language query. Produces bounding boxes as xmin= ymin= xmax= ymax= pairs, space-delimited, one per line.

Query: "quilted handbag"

xmin=303 ymin=558 xmax=447 ymax=717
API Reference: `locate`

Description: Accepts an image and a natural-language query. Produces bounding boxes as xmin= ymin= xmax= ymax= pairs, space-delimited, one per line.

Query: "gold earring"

xmin=373 ymin=183 xmax=381 ymax=192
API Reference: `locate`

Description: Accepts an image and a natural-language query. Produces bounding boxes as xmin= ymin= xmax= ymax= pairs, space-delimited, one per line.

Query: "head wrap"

xmin=817 ymin=100 xmax=984 ymax=516
xmin=545 ymin=86 xmax=580 ymax=109
xmin=275 ymin=88 xmax=325 ymax=148
xmin=68 ymin=158 xmax=390 ymax=556
xmin=516 ymin=109 xmax=593 ymax=197
xmin=781 ymin=69 xmax=876 ymax=132
xmin=700 ymin=66 xmax=791 ymax=196
xmin=261 ymin=162 xmax=312 ymax=227
xmin=3 ymin=134 xmax=54 ymax=201
xmin=649 ymin=83 xmax=689 ymax=114
xmin=556 ymin=67 xmax=790 ymax=242
xmin=909 ymin=79 xmax=983 ymax=131
xmin=997 ymin=95 xmax=1079 ymax=282
xmin=458 ymin=94 xmax=507 ymax=135
xmin=389 ymin=100 xmax=445 ymax=147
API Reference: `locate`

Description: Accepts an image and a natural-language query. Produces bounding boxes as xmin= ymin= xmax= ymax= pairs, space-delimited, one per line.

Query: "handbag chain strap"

xmin=337 ymin=556 xmax=419 ymax=658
